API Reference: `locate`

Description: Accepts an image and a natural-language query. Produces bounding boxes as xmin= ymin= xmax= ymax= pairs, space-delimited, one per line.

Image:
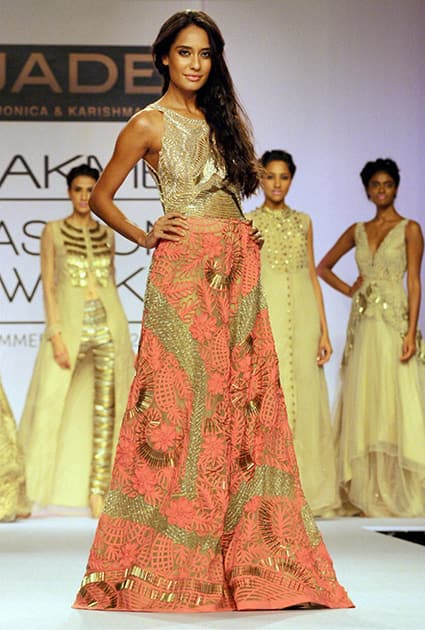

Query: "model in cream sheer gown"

xmin=19 ymin=164 xmax=134 ymax=518
xmin=318 ymin=158 xmax=425 ymax=517
xmin=249 ymin=150 xmax=339 ymax=517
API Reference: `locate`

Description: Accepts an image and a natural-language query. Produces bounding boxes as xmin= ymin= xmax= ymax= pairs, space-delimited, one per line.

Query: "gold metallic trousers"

xmin=76 ymin=299 xmax=115 ymax=497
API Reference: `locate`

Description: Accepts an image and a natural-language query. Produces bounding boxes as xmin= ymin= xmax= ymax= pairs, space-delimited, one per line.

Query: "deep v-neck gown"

xmin=73 ymin=106 xmax=352 ymax=612
xmin=335 ymin=220 xmax=425 ymax=517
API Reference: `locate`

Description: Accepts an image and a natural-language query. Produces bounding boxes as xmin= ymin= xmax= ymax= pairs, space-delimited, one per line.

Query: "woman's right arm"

xmin=41 ymin=224 xmax=70 ymax=369
xmin=316 ymin=223 xmax=360 ymax=297
xmin=89 ymin=111 xmax=187 ymax=249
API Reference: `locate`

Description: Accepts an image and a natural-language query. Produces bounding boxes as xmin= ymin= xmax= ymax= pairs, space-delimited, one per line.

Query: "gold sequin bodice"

xmin=343 ymin=220 xmax=425 ymax=363
xmin=61 ymin=220 xmax=112 ymax=288
xmin=146 ymin=105 xmax=243 ymax=220
xmin=249 ymin=206 xmax=309 ymax=272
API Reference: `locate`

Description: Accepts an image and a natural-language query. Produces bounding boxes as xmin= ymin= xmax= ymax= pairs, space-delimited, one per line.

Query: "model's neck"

xmin=374 ymin=205 xmax=398 ymax=221
xmin=263 ymin=199 xmax=288 ymax=211
xmin=160 ymin=86 xmax=201 ymax=115
xmin=67 ymin=212 xmax=93 ymax=227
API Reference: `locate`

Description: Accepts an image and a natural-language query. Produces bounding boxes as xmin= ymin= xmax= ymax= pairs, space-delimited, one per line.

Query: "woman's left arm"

xmin=401 ymin=220 xmax=424 ymax=362
xmin=307 ymin=219 xmax=332 ymax=366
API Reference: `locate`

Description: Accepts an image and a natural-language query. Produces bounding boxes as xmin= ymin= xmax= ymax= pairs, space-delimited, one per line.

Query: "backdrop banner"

xmin=0 ymin=44 xmax=162 ymax=121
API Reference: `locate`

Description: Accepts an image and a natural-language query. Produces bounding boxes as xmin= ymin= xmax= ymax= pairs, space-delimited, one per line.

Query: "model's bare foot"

xmin=89 ymin=494 xmax=104 ymax=519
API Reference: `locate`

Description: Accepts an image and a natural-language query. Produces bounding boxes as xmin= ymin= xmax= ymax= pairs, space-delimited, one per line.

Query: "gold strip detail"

xmin=224 ymin=465 xmax=295 ymax=532
xmin=126 ymin=565 xmax=223 ymax=595
xmin=230 ymin=562 xmax=319 ymax=594
xmin=104 ymin=489 xmax=220 ymax=552
xmin=79 ymin=566 xmax=225 ymax=609
xmin=65 ymin=249 xmax=88 ymax=258
xmin=143 ymin=283 xmax=207 ymax=495
xmin=301 ymin=504 xmax=322 ymax=547
xmin=93 ymin=250 xmax=110 ymax=257
xmin=81 ymin=571 xmax=105 ymax=587
xmin=63 ymin=238 xmax=86 ymax=249
xmin=61 ymin=229 xmax=84 ymax=242
xmin=64 ymin=219 xmax=83 ymax=233
xmin=128 ymin=387 xmax=154 ymax=418
xmin=90 ymin=231 xmax=108 ymax=242
xmin=204 ymin=255 xmax=242 ymax=291
xmin=137 ymin=441 xmax=175 ymax=468
xmin=80 ymin=582 xmax=118 ymax=609
xmin=230 ymin=284 xmax=267 ymax=349
xmin=103 ymin=465 xmax=295 ymax=545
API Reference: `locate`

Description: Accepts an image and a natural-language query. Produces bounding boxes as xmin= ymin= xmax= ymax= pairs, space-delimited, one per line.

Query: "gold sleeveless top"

xmin=249 ymin=205 xmax=310 ymax=272
xmin=145 ymin=105 xmax=244 ymax=220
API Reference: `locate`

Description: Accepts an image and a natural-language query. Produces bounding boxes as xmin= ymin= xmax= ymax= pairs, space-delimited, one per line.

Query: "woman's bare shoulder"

xmin=118 ymin=108 xmax=164 ymax=153
xmin=406 ymin=218 xmax=422 ymax=232
xmin=127 ymin=107 xmax=164 ymax=133
xmin=406 ymin=219 xmax=424 ymax=240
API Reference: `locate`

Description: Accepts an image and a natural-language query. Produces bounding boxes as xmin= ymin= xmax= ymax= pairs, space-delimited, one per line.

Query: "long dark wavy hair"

xmin=152 ymin=10 xmax=258 ymax=197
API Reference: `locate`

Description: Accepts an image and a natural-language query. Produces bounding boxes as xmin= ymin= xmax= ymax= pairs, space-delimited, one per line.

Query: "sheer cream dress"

xmin=335 ymin=220 xmax=425 ymax=516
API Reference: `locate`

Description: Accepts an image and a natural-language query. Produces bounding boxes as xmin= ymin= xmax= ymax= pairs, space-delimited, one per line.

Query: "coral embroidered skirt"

xmin=74 ymin=218 xmax=352 ymax=612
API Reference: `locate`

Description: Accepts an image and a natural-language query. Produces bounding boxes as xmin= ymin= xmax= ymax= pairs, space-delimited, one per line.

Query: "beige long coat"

xmin=19 ymin=219 xmax=134 ymax=507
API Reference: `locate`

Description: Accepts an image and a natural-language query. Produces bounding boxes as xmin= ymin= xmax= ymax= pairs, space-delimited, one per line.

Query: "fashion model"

xmin=19 ymin=164 xmax=134 ymax=518
xmin=318 ymin=158 xmax=425 ymax=517
xmin=249 ymin=150 xmax=339 ymax=517
xmin=74 ymin=11 xmax=352 ymax=612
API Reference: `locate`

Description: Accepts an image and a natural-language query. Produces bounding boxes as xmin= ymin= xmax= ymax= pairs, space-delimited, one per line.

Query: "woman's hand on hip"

xmin=145 ymin=213 xmax=188 ymax=249
xmin=348 ymin=275 xmax=363 ymax=297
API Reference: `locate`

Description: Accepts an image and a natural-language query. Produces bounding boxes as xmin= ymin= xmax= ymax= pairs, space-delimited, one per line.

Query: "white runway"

xmin=1 ymin=515 xmax=424 ymax=630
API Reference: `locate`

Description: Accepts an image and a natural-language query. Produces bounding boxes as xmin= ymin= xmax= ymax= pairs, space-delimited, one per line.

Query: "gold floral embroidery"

xmin=224 ymin=466 xmax=295 ymax=532
xmin=301 ymin=504 xmax=322 ymax=547
xmin=104 ymin=489 xmax=220 ymax=551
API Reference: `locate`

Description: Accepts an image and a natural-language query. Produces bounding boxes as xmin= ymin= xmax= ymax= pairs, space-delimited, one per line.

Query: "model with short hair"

xmin=249 ymin=149 xmax=339 ymax=517
xmin=317 ymin=158 xmax=425 ymax=517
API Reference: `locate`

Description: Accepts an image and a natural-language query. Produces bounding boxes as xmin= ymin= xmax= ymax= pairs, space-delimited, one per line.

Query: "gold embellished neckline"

xmin=151 ymin=104 xmax=208 ymax=124
xmin=252 ymin=206 xmax=308 ymax=272
xmin=64 ymin=218 xmax=99 ymax=233
xmin=261 ymin=205 xmax=292 ymax=217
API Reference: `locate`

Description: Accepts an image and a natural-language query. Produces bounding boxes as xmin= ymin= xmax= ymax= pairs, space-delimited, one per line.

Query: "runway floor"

xmin=1 ymin=515 xmax=424 ymax=630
